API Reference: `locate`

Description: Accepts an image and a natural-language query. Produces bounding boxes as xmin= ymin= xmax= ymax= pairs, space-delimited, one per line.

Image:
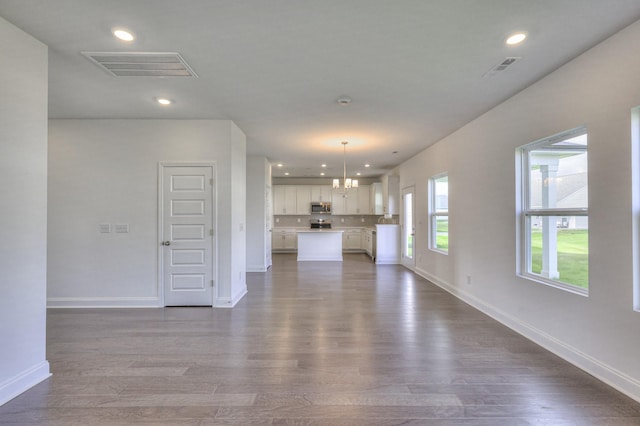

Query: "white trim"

xmin=214 ymin=287 xmax=247 ymax=308
xmin=247 ymin=265 xmax=268 ymax=272
xmin=0 ymin=361 xmax=50 ymax=406
xmin=414 ymin=266 xmax=640 ymax=404
xmin=632 ymin=106 xmax=640 ymax=312
xmin=48 ymin=297 xmax=161 ymax=308
xmin=517 ymin=127 xmax=589 ymax=293
xmin=401 ymin=185 xmax=416 ymax=270
xmin=429 ymin=173 xmax=449 ymax=253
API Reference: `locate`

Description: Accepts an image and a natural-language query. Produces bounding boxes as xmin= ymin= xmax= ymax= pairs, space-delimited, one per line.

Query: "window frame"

xmin=517 ymin=127 xmax=589 ymax=296
xmin=429 ymin=172 xmax=449 ymax=254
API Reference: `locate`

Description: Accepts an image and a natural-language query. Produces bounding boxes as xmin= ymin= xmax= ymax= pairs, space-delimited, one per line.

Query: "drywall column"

xmin=0 ymin=16 xmax=50 ymax=405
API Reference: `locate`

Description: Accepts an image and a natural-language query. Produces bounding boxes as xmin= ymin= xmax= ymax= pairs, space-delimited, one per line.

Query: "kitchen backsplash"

xmin=273 ymin=215 xmax=398 ymax=228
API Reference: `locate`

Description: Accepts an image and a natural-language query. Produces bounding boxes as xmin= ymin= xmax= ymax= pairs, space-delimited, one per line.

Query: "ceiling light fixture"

xmin=364 ymin=164 xmax=370 ymax=168
xmin=506 ymin=32 xmax=527 ymax=45
xmin=112 ymin=28 xmax=135 ymax=42
xmin=321 ymin=164 xmax=327 ymax=168
xmin=277 ymin=163 xmax=283 ymax=168
xmin=333 ymin=141 xmax=358 ymax=197
xmin=156 ymin=98 xmax=172 ymax=106
xmin=337 ymin=95 xmax=351 ymax=106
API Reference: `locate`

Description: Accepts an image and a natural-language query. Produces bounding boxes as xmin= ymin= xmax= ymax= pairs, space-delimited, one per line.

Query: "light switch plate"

xmin=114 ymin=223 xmax=129 ymax=233
xmin=99 ymin=223 xmax=111 ymax=233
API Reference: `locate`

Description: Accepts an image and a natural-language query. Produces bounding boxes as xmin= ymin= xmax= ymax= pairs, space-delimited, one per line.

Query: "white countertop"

xmin=296 ymin=229 xmax=344 ymax=233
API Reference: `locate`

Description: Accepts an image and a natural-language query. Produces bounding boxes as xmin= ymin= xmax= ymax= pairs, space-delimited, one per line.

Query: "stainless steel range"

xmin=310 ymin=219 xmax=332 ymax=229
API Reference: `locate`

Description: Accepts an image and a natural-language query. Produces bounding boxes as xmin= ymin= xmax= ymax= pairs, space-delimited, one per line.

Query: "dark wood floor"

xmin=2 ymin=253 xmax=640 ymax=425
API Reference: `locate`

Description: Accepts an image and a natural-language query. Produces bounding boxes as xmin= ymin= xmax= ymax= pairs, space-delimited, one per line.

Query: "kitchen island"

xmin=297 ymin=229 xmax=344 ymax=261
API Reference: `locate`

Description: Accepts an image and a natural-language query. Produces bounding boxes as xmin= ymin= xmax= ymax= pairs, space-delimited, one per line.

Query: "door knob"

xmin=162 ymin=241 xmax=171 ymax=246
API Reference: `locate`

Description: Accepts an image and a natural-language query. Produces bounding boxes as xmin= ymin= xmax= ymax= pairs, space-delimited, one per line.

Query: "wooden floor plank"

xmin=1 ymin=253 xmax=639 ymax=425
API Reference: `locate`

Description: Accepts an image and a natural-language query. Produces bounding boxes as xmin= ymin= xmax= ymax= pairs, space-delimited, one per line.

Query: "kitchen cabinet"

xmin=375 ymin=224 xmax=400 ymax=264
xmin=331 ymin=188 xmax=347 ymax=215
xmin=272 ymin=229 xmax=297 ymax=251
xmin=275 ymin=184 xmax=376 ymax=215
xmin=333 ymin=186 xmax=369 ymax=215
xmin=310 ymin=185 xmax=332 ymax=202
xmin=296 ymin=186 xmax=311 ymax=214
xmin=382 ymin=175 xmax=400 ymax=216
xmin=362 ymin=228 xmax=376 ymax=259
xmin=342 ymin=228 xmax=362 ymax=250
xmin=357 ymin=184 xmax=370 ymax=214
xmin=370 ymin=182 xmax=383 ymax=215
xmin=273 ymin=185 xmax=297 ymax=215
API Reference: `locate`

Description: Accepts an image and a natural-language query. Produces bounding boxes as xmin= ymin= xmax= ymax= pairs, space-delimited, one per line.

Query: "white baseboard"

xmin=414 ymin=267 xmax=640 ymax=403
xmin=214 ymin=286 xmax=247 ymax=308
xmin=0 ymin=361 xmax=51 ymax=406
xmin=247 ymin=265 xmax=268 ymax=272
xmin=47 ymin=296 xmax=161 ymax=308
xmin=375 ymin=257 xmax=400 ymax=265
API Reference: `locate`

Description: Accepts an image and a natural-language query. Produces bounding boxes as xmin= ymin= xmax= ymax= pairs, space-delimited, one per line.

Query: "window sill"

xmin=518 ymin=273 xmax=589 ymax=297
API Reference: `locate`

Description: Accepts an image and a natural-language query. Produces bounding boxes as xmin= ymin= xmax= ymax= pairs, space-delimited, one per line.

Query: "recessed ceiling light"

xmin=156 ymin=98 xmax=172 ymax=106
xmin=364 ymin=164 xmax=370 ymax=168
xmin=506 ymin=32 xmax=527 ymax=45
xmin=337 ymin=95 xmax=351 ymax=106
xmin=277 ymin=163 xmax=283 ymax=168
xmin=284 ymin=172 xmax=289 ymax=176
xmin=112 ymin=28 xmax=135 ymax=42
xmin=321 ymin=164 xmax=327 ymax=168
xmin=356 ymin=172 xmax=361 ymax=176
xmin=320 ymin=172 xmax=325 ymax=176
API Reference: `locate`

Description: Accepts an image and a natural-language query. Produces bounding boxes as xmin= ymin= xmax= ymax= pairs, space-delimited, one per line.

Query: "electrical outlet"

xmin=297 ymin=218 xmax=301 ymax=223
xmin=341 ymin=218 xmax=344 ymax=223
xmin=361 ymin=217 xmax=365 ymax=222
xmin=275 ymin=218 xmax=279 ymax=223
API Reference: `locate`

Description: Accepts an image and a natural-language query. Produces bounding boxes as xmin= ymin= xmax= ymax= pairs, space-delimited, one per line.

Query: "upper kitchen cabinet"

xmin=310 ymin=185 xmax=332 ymax=202
xmin=331 ymin=187 xmax=347 ymax=215
xmin=356 ymin=184 xmax=370 ymax=215
xmin=296 ymin=186 xmax=311 ymax=214
xmin=273 ymin=185 xmax=313 ymax=215
xmin=370 ymin=182 xmax=383 ymax=215
xmin=273 ymin=185 xmax=297 ymax=215
xmin=332 ymin=185 xmax=370 ymax=215
xmin=382 ymin=175 xmax=400 ymax=216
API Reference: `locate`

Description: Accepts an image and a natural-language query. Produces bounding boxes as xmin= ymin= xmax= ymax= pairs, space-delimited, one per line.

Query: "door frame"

xmin=401 ymin=185 xmax=416 ymax=270
xmin=157 ymin=162 xmax=217 ymax=306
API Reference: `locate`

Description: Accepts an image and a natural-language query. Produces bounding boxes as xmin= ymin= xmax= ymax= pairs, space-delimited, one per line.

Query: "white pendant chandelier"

xmin=333 ymin=141 xmax=358 ymax=196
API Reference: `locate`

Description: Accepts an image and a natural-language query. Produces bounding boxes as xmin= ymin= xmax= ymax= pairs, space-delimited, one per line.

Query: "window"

xmin=429 ymin=173 xmax=448 ymax=253
xmin=518 ymin=128 xmax=588 ymax=294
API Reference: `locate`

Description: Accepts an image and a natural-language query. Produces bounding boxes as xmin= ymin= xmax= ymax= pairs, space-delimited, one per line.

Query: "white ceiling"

xmin=1 ymin=0 xmax=640 ymax=179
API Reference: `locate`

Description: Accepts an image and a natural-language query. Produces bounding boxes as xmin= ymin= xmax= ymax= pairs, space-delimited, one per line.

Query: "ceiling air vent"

xmin=82 ymin=52 xmax=197 ymax=77
xmin=483 ymin=56 xmax=521 ymax=77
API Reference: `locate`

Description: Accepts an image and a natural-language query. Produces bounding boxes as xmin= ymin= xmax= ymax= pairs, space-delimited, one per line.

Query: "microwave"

xmin=311 ymin=202 xmax=331 ymax=214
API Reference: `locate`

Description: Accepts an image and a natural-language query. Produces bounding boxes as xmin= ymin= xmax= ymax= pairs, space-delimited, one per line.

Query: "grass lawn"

xmin=436 ymin=219 xmax=448 ymax=251
xmin=530 ymin=229 xmax=588 ymax=288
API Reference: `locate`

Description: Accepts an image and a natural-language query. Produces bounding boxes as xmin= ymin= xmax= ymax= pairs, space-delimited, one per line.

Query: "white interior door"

xmin=401 ymin=186 xmax=415 ymax=269
xmin=161 ymin=165 xmax=214 ymax=306
xmin=266 ymin=185 xmax=272 ymax=268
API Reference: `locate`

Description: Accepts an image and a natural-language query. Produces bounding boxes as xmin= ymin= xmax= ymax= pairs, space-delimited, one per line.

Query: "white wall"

xmin=246 ymin=156 xmax=271 ymax=272
xmin=399 ymin=20 xmax=640 ymax=400
xmin=0 ymin=16 xmax=50 ymax=405
xmin=48 ymin=119 xmax=246 ymax=308
xmin=228 ymin=122 xmax=247 ymax=305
